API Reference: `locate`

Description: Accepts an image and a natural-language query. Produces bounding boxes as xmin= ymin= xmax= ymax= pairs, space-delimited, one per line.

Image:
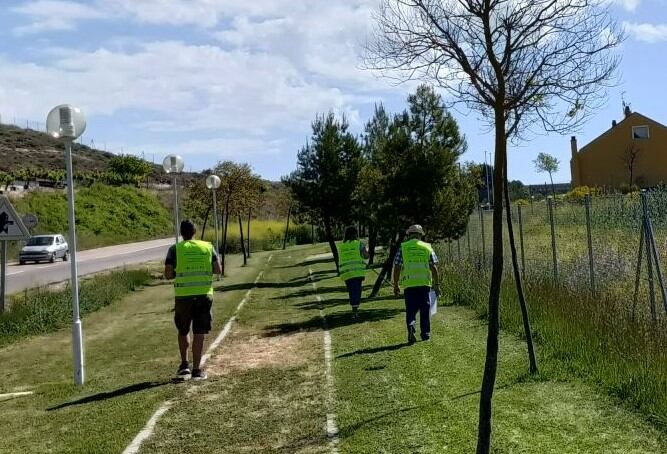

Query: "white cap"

xmin=406 ymin=224 xmax=425 ymax=235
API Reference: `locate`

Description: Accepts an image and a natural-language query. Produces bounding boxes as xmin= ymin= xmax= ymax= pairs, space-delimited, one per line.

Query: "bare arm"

xmin=392 ymin=264 xmax=401 ymax=295
xmin=362 ymin=245 xmax=370 ymax=259
xmin=430 ymin=264 xmax=440 ymax=293
xmin=164 ymin=264 xmax=175 ymax=280
xmin=213 ymin=257 xmax=222 ymax=275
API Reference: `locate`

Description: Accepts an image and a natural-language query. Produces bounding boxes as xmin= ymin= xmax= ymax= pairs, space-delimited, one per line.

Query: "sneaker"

xmin=407 ymin=326 xmax=417 ymax=345
xmin=176 ymin=362 xmax=191 ymax=379
xmin=421 ymin=335 xmax=431 ymax=342
xmin=191 ymin=369 xmax=208 ymax=381
xmin=352 ymin=307 xmax=360 ymax=320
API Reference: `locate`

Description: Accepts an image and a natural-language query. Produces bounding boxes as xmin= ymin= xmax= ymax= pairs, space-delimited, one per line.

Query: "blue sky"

xmin=0 ymin=0 xmax=665 ymax=184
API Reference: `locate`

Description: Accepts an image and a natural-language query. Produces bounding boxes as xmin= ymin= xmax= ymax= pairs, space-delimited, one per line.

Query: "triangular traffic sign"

xmin=0 ymin=196 xmax=30 ymax=241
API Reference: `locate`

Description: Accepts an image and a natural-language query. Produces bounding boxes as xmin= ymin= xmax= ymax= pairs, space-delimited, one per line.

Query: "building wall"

xmin=571 ymin=114 xmax=667 ymax=188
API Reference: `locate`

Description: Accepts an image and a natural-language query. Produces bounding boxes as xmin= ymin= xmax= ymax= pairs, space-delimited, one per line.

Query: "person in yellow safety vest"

xmin=392 ymin=224 xmax=440 ymax=345
xmin=338 ymin=226 xmax=369 ymax=320
xmin=164 ymin=220 xmax=222 ymax=381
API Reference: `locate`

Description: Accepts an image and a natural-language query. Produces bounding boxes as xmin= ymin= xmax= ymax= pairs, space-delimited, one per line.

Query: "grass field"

xmin=201 ymin=219 xmax=315 ymax=253
xmin=3 ymin=245 xmax=664 ymax=453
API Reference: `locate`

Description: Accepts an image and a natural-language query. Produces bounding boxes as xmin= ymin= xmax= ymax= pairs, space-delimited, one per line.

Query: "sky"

xmin=0 ymin=0 xmax=666 ymax=184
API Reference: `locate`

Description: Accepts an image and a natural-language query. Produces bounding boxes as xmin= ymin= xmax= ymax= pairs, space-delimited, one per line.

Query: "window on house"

xmin=633 ymin=126 xmax=650 ymax=139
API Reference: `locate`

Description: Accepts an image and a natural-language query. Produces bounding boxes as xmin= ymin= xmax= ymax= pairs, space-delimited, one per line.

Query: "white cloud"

xmin=612 ymin=0 xmax=641 ymax=11
xmin=12 ymin=0 xmax=107 ymax=35
xmin=624 ymin=22 xmax=667 ymax=43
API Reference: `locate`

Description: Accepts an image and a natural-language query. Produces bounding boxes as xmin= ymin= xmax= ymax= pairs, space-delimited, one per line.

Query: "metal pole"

xmin=484 ymin=151 xmax=491 ymax=207
xmin=212 ymin=189 xmax=219 ymax=255
xmin=65 ymin=141 xmax=84 ymax=385
xmin=642 ymin=192 xmax=667 ymax=316
xmin=479 ymin=206 xmax=486 ymax=267
xmin=173 ymin=174 xmax=179 ymax=245
xmin=640 ymin=192 xmax=657 ymax=321
xmin=466 ymin=226 xmax=471 ymax=258
xmin=518 ymin=205 xmax=526 ymax=279
xmin=548 ymin=197 xmax=558 ymax=283
xmin=633 ymin=227 xmax=644 ymax=321
xmin=0 ymin=241 xmax=6 ymax=313
xmin=584 ymin=195 xmax=596 ymax=295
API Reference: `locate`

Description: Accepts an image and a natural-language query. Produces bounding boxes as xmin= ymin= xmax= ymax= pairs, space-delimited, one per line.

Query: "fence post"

xmin=448 ymin=240 xmax=452 ymax=260
xmin=633 ymin=226 xmax=644 ymax=321
xmin=457 ymin=237 xmax=461 ymax=261
xmin=640 ymin=192 xmax=657 ymax=321
xmin=479 ymin=205 xmax=486 ymax=268
xmin=641 ymin=191 xmax=667 ymax=316
xmin=466 ymin=225 xmax=471 ymax=259
xmin=584 ymin=195 xmax=596 ymax=296
xmin=547 ymin=197 xmax=558 ymax=283
xmin=518 ymin=204 xmax=526 ymax=279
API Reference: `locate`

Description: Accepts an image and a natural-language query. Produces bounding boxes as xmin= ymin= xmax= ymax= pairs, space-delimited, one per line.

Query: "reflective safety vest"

xmin=399 ymin=239 xmax=433 ymax=289
xmin=174 ymin=240 xmax=214 ymax=297
xmin=338 ymin=240 xmax=366 ymax=282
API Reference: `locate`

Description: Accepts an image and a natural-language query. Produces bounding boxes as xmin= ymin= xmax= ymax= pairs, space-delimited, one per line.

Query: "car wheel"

xmin=19 ymin=260 xmax=25 ymax=265
xmin=49 ymin=253 xmax=56 ymax=263
xmin=63 ymin=251 xmax=69 ymax=262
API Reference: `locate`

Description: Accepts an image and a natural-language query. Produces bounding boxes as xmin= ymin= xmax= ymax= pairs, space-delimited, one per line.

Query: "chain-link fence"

xmin=443 ymin=190 xmax=667 ymax=322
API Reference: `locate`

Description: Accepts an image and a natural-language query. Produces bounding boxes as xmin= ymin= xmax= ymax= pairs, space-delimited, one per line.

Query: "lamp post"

xmin=163 ymin=155 xmax=184 ymax=245
xmin=205 ymin=175 xmax=221 ymax=257
xmin=484 ymin=150 xmax=491 ymax=209
xmin=46 ymin=104 xmax=86 ymax=385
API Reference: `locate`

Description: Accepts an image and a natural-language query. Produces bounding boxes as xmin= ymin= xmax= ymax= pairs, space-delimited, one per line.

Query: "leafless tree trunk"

xmin=238 ymin=214 xmax=247 ymax=266
xmin=503 ymin=159 xmax=538 ymax=375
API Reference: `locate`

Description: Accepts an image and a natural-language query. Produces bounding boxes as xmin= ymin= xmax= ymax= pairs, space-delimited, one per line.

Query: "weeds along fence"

xmin=439 ymin=190 xmax=667 ymax=422
xmin=446 ymin=190 xmax=667 ymax=323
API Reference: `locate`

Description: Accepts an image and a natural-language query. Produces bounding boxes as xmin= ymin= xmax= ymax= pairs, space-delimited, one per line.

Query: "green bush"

xmin=0 ymin=268 xmax=153 ymax=346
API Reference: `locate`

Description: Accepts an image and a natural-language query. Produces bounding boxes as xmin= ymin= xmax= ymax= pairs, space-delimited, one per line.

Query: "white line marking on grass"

xmin=0 ymin=391 xmax=33 ymax=401
xmin=123 ymin=262 xmax=269 ymax=454
xmin=122 ymin=401 xmax=173 ymax=454
xmin=309 ymin=268 xmax=339 ymax=454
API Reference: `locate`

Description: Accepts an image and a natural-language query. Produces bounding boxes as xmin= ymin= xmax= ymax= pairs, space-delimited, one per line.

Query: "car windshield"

xmin=26 ymin=237 xmax=54 ymax=246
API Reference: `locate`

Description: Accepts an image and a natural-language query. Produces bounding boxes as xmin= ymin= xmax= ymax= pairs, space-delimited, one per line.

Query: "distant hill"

xmin=0 ymin=124 xmax=120 ymax=173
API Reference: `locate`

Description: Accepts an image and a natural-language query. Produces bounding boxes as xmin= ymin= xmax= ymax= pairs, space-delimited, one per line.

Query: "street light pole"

xmin=64 ymin=138 xmax=84 ymax=385
xmin=484 ymin=150 xmax=491 ymax=208
xmin=47 ymin=104 xmax=86 ymax=386
xmin=205 ymin=175 xmax=221 ymax=257
xmin=163 ymin=155 xmax=185 ymax=246
xmin=173 ymin=174 xmax=179 ymax=245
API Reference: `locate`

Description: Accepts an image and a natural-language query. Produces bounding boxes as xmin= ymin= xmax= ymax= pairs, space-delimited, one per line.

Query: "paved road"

xmin=5 ymin=238 xmax=174 ymax=294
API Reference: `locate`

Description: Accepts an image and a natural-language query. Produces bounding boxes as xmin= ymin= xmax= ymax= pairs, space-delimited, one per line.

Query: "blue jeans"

xmin=404 ymin=286 xmax=431 ymax=339
xmin=345 ymin=277 xmax=363 ymax=309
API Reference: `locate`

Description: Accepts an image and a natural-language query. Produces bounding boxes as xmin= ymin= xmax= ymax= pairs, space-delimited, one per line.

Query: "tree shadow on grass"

xmin=295 ymin=295 xmax=398 ymax=311
xmin=336 ymin=342 xmax=410 ymax=359
xmin=275 ymin=257 xmax=334 ymax=268
xmin=262 ymin=308 xmax=403 ymax=337
xmin=47 ymin=380 xmax=173 ymax=411
xmin=273 ymin=284 xmax=375 ymax=301
xmin=217 ymin=275 xmax=329 ymax=292
xmin=290 ymin=269 xmax=335 ymax=281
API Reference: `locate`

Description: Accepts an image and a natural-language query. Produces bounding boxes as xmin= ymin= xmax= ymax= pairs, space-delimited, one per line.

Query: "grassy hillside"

xmin=12 ymin=184 xmax=173 ymax=250
xmin=0 ymin=124 xmax=117 ymax=173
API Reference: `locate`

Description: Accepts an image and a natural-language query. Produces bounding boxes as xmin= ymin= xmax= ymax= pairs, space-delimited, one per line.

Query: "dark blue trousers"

xmin=404 ymin=286 xmax=431 ymax=339
xmin=345 ymin=277 xmax=363 ymax=309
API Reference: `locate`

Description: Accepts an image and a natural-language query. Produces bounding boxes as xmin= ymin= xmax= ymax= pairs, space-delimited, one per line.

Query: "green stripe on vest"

xmin=399 ymin=239 xmax=433 ymax=289
xmin=175 ymin=240 xmax=214 ymax=297
xmin=338 ymin=240 xmax=366 ymax=282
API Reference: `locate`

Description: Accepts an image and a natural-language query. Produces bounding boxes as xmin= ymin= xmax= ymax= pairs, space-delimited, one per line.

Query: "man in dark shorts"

xmin=165 ymin=220 xmax=222 ymax=380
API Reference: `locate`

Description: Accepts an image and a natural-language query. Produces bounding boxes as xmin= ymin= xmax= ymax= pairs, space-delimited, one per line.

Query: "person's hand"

xmin=393 ymin=285 xmax=401 ymax=297
xmin=434 ymin=287 xmax=441 ymax=297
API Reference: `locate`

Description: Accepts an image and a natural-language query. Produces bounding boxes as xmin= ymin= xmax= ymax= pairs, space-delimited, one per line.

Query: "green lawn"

xmin=1 ymin=245 xmax=666 ymax=453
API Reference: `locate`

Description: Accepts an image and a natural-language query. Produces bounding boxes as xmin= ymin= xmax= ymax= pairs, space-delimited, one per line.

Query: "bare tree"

xmin=622 ymin=143 xmax=641 ymax=187
xmin=366 ymin=1 xmax=622 ymax=452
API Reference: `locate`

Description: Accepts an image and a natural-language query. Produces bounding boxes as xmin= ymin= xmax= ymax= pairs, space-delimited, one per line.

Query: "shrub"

xmin=0 ymin=268 xmax=153 ymax=346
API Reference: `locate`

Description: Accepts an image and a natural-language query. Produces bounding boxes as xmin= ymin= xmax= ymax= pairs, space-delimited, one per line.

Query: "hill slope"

xmin=0 ymin=124 xmax=118 ymax=173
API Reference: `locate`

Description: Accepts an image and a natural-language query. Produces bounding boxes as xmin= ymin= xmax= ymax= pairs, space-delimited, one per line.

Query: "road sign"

xmin=22 ymin=213 xmax=38 ymax=230
xmin=0 ymin=197 xmax=30 ymax=241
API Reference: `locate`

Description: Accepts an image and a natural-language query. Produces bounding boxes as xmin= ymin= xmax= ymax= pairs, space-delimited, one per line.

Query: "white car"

xmin=19 ymin=234 xmax=69 ymax=265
